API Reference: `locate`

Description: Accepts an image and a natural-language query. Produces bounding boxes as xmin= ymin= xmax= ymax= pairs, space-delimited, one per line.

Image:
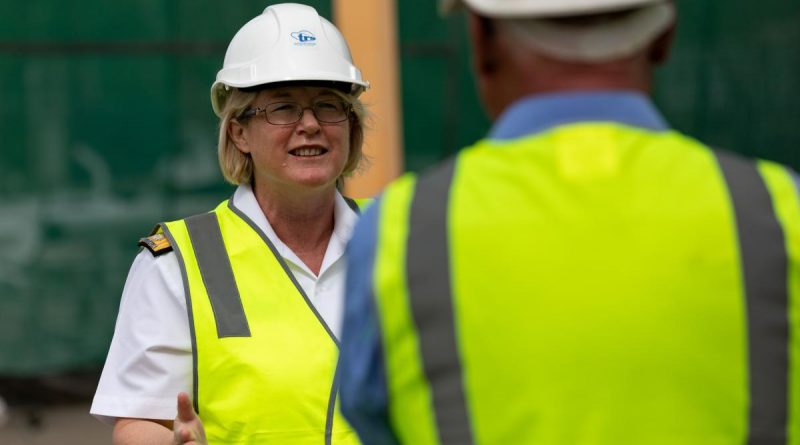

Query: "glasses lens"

xmin=313 ymin=100 xmax=348 ymax=123
xmin=265 ymin=103 xmax=302 ymax=125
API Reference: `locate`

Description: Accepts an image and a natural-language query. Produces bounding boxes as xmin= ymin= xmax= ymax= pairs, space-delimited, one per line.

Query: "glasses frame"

xmin=238 ymin=100 xmax=352 ymax=126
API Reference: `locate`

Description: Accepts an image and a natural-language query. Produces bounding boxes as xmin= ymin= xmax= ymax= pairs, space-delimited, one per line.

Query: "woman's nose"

xmin=296 ymin=108 xmax=321 ymax=133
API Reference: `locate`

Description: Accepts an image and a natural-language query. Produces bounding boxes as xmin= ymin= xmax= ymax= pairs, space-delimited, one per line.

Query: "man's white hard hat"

xmin=440 ymin=0 xmax=675 ymax=62
xmin=210 ymin=3 xmax=369 ymax=117
xmin=441 ymin=0 xmax=667 ymax=18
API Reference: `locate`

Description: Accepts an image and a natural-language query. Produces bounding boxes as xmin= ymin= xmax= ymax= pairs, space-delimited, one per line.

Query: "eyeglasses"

xmin=238 ymin=100 xmax=351 ymax=125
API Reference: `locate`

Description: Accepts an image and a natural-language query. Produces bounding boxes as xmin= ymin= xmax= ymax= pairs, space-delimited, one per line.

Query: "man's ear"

xmin=468 ymin=13 xmax=500 ymax=77
xmin=228 ymin=119 xmax=251 ymax=154
xmin=650 ymin=22 xmax=675 ymax=65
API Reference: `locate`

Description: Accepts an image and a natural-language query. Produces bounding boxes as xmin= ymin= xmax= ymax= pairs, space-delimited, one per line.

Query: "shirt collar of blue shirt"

xmin=488 ymin=90 xmax=670 ymax=141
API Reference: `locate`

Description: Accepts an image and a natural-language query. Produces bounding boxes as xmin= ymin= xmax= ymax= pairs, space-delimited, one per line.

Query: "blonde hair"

xmin=216 ymin=85 xmax=368 ymax=187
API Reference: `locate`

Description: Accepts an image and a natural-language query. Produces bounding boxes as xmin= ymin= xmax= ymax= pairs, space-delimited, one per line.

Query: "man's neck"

xmin=482 ymin=51 xmax=653 ymax=119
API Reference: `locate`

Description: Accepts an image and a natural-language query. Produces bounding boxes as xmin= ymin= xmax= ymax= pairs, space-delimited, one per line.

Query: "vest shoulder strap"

xmin=344 ymin=196 xmax=375 ymax=214
xmin=343 ymin=196 xmax=360 ymax=214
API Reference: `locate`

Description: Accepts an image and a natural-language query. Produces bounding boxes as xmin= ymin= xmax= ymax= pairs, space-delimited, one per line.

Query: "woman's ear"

xmin=228 ymin=119 xmax=251 ymax=154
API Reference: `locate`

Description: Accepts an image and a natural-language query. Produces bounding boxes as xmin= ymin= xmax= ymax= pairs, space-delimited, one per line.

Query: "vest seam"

xmin=325 ymin=361 xmax=342 ymax=445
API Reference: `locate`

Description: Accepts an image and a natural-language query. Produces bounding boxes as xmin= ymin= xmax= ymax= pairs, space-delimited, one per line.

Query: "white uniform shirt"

xmin=90 ymin=184 xmax=359 ymax=424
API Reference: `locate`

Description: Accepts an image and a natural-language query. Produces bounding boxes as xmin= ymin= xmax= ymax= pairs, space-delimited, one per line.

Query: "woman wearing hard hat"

xmin=90 ymin=4 xmax=369 ymax=444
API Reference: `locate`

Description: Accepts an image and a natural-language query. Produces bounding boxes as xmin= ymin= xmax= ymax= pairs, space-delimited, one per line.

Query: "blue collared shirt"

xmin=339 ymin=91 xmax=669 ymax=444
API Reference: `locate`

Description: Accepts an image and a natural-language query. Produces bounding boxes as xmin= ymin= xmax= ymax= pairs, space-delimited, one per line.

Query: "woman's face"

xmin=230 ymin=86 xmax=351 ymax=194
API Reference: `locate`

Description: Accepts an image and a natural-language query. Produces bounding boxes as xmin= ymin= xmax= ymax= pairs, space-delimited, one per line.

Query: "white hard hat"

xmin=440 ymin=0 xmax=668 ymax=17
xmin=211 ymin=3 xmax=369 ymax=117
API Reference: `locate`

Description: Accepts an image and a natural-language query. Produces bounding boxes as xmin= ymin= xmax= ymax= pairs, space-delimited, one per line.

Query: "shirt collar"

xmin=488 ymin=90 xmax=670 ymax=141
xmin=331 ymin=191 xmax=359 ymax=247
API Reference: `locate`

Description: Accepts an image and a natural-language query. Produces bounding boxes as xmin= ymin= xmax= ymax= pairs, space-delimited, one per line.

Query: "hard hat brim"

xmin=442 ymin=0 xmax=669 ymax=18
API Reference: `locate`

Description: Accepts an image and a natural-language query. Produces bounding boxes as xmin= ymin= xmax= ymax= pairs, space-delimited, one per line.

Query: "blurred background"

xmin=0 ymin=0 xmax=798 ymax=443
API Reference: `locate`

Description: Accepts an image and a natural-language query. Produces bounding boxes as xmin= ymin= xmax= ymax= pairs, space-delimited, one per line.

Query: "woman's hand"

xmin=173 ymin=392 xmax=207 ymax=445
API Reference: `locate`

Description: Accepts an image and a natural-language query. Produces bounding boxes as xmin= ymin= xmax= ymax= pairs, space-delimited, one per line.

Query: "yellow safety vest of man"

xmin=365 ymin=99 xmax=800 ymax=444
xmin=158 ymin=198 xmax=363 ymax=444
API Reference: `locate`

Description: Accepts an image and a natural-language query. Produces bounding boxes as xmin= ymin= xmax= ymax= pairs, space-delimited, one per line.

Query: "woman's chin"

xmin=287 ymin=174 xmax=340 ymax=191
xmin=255 ymin=167 xmax=343 ymax=193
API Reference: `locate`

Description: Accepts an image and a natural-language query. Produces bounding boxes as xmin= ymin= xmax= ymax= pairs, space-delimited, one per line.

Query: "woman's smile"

xmin=289 ymin=145 xmax=329 ymax=157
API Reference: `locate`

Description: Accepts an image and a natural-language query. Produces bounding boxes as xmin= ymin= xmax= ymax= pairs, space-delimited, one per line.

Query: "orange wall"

xmin=334 ymin=0 xmax=404 ymax=198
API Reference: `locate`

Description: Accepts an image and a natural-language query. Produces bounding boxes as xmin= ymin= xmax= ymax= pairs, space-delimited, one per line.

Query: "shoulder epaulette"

xmin=138 ymin=232 xmax=173 ymax=257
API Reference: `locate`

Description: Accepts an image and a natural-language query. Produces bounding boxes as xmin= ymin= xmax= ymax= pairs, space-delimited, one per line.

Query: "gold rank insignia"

xmin=138 ymin=232 xmax=173 ymax=257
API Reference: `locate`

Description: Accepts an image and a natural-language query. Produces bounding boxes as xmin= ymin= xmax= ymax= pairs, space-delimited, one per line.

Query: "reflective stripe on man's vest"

xmin=161 ymin=199 xmax=359 ymax=445
xmin=372 ymin=123 xmax=800 ymax=444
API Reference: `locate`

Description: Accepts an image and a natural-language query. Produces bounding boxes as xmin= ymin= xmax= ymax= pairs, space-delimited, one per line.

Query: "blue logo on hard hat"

xmin=291 ymin=30 xmax=317 ymax=45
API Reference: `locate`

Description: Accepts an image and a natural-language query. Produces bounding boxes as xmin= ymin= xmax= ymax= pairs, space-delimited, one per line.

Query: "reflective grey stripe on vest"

xmin=714 ymin=150 xmax=789 ymax=444
xmin=185 ymin=212 xmax=251 ymax=338
xmin=406 ymin=158 xmax=474 ymax=444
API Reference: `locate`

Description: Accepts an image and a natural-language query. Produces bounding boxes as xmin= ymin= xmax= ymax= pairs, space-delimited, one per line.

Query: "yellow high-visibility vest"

xmin=372 ymin=123 xmax=800 ymax=444
xmin=162 ymin=199 xmax=360 ymax=445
